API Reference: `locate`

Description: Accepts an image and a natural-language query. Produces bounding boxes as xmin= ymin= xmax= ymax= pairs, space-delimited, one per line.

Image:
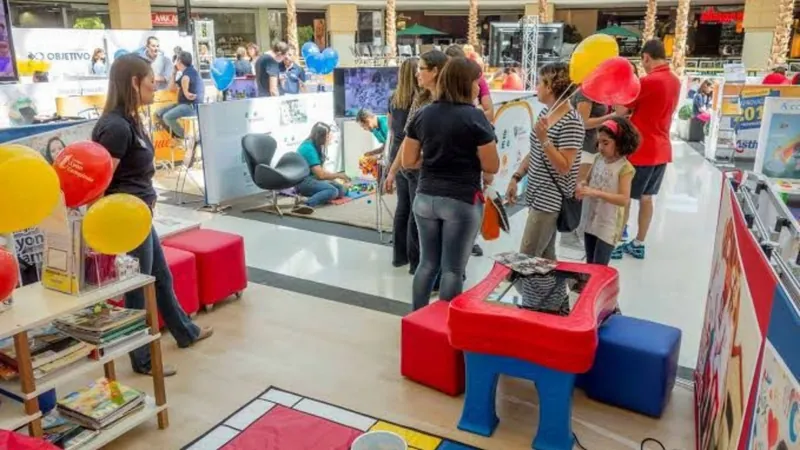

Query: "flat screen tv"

xmin=0 ymin=0 xmax=17 ymax=82
xmin=488 ymin=22 xmax=564 ymax=68
xmin=333 ymin=67 xmax=399 ymax=118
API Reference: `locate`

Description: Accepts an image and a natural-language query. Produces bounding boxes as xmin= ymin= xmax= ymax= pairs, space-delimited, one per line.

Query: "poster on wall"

xmin=749 ymin=340 xmax=800 ymax=450
xmin=0 ymin=0 xmax=17 ymax=82
xmin=721 ymin=85 xmax=800 ymax=159
xmin=492 ymin=99 xmax=534 ymax=195
xmin=695 ymin=177 xmax=777 ymax=450
xmin=198 ymin=92 xmax=339 ymax=205
xmin=13 ymin=28 xmax=102 ymax=79
xmin=754 ymin=98 xmax=800 ymax=179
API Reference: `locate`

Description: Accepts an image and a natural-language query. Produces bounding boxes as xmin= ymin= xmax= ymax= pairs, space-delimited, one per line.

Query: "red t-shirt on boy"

xmin=625 ymin=64 xmax=681 ymax=167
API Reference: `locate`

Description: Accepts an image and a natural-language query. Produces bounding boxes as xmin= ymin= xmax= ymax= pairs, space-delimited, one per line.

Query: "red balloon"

xmin=0 ymin=249 xmax=18 ymax=301
xmin=581 ymin=56 xmax=641 ymax=106
xmin=53 ymin=141 xmax=113 ymax=208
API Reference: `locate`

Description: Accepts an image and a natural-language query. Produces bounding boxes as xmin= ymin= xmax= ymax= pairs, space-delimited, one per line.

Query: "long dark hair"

xmin=437 ymin=57 xmax=481 ymax=104
xmin=102 ymin=54 xmax=153 ymax=133
xmin=391 ymin=57 xmax=419 ymax=110
xmin=307 ymin=122 xmax=331 ymax=163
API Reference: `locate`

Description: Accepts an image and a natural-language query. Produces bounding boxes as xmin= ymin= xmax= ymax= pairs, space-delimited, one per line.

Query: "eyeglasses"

xmin=417 ymin=66 xmax=431 ymax=73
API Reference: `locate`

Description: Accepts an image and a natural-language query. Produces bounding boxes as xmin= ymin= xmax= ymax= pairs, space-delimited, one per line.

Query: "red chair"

xmin=162 ymin=229 xmax=247 ymax=310
xmin=108 ymin=246 xmax=200 ymax=329
xmin=401 ymin=301 xmax=465 ymax=396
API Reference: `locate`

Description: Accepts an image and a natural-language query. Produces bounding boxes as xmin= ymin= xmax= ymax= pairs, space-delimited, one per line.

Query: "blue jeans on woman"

xmin=127 ymin=227 xmax=200 ymax=373
xmin=296 ymin=177 xmax=346 ymax=207
xmin=412 ymin=193 xmax=482 ymax=311
xmin=156 ymin=103 xmax=195 ymax=139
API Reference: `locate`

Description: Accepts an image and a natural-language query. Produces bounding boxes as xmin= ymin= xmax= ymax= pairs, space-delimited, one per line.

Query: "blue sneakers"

xmin=621 ymin=241 xmax=646 ymax=259
xmin=610 ymin=245 xmax=624 ymax=260
xmin=621 ymin=225 xmax=629 ymax=241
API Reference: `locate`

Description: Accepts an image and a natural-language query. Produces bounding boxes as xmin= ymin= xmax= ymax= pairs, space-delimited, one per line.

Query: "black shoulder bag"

xmin=546 ymin=162 xmax=582 ymax=233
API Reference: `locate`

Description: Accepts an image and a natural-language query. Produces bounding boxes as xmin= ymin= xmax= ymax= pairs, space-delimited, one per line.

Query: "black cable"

xmin=573 ymin=432 xmax=588 ymax=450
xmin=640 ymin=437 xmax=666 ymax=450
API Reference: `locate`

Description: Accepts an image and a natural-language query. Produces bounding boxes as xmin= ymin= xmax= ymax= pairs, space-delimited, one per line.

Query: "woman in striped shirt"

xmin=506 ymin=62 xmax=585 ymax=260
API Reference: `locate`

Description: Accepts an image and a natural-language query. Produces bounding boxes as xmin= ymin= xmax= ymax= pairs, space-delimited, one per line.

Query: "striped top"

xmin=525 ymin=108 xmax=585 ymax=213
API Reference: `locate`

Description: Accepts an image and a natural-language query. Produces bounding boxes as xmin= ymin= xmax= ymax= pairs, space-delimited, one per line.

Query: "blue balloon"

xmin=321 ymin=48 xmax=339 ymax=75
xmin=302 ymin=42 xmax=320 ymax=60
xmin=211 ymin=58 xmax=235 ymax=91
xmin=306 ymin=52 xmax=326 ymax=75
xmin=113 ymin=49 xmax=129 ymax=60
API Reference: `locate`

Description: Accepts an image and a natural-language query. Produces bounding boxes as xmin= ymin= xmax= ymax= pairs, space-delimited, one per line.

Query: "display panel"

xmin=333 ymin=67 xmax=398 ymax=118
xmin=488 ymin=22 xmax=564 ymax=68
xmin=0 ymin=0 xmax=18 ymax=82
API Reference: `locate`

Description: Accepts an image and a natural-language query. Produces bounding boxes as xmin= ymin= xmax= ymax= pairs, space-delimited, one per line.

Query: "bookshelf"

xmin=0 ymin=274 xmax=169 ymax=443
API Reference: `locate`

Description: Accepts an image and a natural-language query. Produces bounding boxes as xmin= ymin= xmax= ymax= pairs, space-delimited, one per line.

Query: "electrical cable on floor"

xmin=572 ymin=434 xmax=673 ymax=450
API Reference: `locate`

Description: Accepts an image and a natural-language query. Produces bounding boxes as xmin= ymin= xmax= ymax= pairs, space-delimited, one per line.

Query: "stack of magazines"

xmin=57 ymin=378 xmax=145 ymax=430
xmin=0 ymin=326 xmax=94 ymax=380
xmin=43 ymin=410 xmax=100 ymax=449
xmin=54 ymin=304 xmax=148 ymax=360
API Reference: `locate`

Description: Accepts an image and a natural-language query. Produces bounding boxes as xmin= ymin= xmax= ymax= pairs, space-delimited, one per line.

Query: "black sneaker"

xmin=472 ymin=244 xmax=484 ymax=257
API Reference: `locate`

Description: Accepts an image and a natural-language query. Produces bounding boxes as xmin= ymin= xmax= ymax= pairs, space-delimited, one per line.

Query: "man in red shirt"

xmin=613 ymin=39 xmax=681 ymax=260
xmin=762 ymin=66 xmax=789 ymax=85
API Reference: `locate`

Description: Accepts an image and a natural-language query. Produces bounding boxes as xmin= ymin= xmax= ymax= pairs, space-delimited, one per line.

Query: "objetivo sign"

xmin=27 ymin=51 xmax=92 ymax=62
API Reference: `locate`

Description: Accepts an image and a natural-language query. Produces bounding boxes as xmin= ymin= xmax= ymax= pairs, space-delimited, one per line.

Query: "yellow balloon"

xmin=83 ymin=194 xmax=152 ymax=255
xmin=569 ymin=34 xmax=620 ymax=84
xmin=0 ymin=155 xmax=61 ymax=234
xmin=0 ymin=144 xmax=45 ymax=166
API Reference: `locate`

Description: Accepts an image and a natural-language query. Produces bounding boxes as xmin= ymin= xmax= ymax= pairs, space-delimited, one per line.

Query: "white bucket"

xmin=351 ymin=431 xmax=408 ymax=450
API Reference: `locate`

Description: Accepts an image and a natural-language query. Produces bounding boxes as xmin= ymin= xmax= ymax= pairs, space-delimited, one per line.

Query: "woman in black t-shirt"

xmin=382 ymin=58 xmax=419 ymax=270
xmin=402 ymin=57 xmax=499 ymax=311
xmin=92 ymin=54 xmax=212 ymax=377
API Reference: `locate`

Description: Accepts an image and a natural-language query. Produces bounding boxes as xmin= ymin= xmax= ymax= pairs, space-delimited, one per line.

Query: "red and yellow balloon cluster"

xmin=0 ymin=142 xmax=152 ymax=300
xmin=569 ymin=34 xmax=640 ymax=106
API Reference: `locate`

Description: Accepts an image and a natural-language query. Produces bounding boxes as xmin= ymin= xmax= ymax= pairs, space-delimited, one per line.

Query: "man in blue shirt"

xmin=255 ymin=41 xmax=289 ymax=97
xmin=279 ymin=49 xmax=307 ymax=95
xmin=356 ymin=109 xmax=389 ymax=158
xmin=137 ymin=36 xmax=172 ymax=90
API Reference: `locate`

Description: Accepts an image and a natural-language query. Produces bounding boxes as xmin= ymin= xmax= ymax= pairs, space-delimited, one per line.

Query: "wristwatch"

xmin=512 ymin=173 xmax=523 ymax=183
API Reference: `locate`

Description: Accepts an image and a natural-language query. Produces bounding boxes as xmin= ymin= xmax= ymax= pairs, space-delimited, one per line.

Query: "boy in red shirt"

xmin=613 ymin=39 xmax=681 ymax=260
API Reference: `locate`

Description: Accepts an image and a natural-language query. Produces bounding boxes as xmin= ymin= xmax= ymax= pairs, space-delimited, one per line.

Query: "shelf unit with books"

xmin=0 ymin=273 xmax=170 ymax=444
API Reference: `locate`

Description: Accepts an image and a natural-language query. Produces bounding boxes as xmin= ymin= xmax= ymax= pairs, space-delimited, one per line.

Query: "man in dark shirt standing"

xmin=279 ymin=48 xmax=307 ymax=95
xmin=255 ymin=41 xmax=289 ymax=97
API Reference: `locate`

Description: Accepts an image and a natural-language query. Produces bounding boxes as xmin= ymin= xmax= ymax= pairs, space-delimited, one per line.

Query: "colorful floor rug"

xmin=182 ymin=387 xmax=478 ymax=450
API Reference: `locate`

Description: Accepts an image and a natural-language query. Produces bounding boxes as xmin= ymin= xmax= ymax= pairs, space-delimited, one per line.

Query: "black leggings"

xmin=584 ymin=233 xmax=614 ymax=265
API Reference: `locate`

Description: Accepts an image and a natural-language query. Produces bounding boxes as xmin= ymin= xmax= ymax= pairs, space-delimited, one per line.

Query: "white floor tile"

xmin=260 ymin=388 xmax=302 ymax=407
xmin=293 ymin=398 xmax=377 ymax=431
xmin=223 ymin=399 xmax=275 ymax=431
xmin=186 ymin=425 xmax=240 ymax=450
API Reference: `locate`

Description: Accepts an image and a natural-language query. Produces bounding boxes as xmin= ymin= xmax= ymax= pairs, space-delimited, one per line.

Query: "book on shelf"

xmin=0 ymin=326 xmax=90 ymax=370
xmin=54 ymin=304 xmax=146 ymax=337
xmin=57 ymin=378 xmax=145 ymax=430
xmin=34 ymin=343 xmax=95 ymax=380
xmin=43 ymin=410 xmax=100 ymax=449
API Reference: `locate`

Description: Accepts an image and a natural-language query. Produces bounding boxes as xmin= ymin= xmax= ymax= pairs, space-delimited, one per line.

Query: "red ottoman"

xmin=401 ymin=301 xmax=464 ymax=396
xmin=162 ymin=229 xmax=247 ymax=309
xmin=107 ymin=247 xmax=200 ymax=329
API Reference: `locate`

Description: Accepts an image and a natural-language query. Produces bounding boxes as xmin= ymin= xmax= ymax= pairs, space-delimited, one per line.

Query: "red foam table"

xmin=162 ymin=228 xmax=247 ymax=308
xmin=401 ymin=300 xmax=464 ymax=396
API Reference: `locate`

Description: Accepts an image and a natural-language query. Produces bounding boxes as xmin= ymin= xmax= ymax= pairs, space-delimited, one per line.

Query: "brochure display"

xmin=754 ymin=97 xmax=800 ymax=179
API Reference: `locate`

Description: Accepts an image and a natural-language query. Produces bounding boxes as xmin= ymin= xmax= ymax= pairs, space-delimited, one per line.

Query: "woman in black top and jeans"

xmin=382 ymin=58 xmax=419 ymax=270
xmin=92 ymin=54 xmax=212 ymax=377
xmin=402 ymin=57 xmax=499 ymax=311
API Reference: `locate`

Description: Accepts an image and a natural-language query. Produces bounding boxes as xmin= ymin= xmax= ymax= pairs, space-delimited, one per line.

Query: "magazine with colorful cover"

xmin=57 ymin=378 xmax=144 ymax=421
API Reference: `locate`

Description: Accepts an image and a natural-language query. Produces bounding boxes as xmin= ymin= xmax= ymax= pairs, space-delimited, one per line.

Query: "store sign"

xmin=699 ymin=7 xmax=744 ymax=24
xmin=26 ymin=51 xmax=91 ymax=62
xmin=151 ymin=12 xmax=199 ymax=27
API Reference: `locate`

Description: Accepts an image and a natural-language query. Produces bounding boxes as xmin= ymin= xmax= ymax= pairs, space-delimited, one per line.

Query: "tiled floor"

xmin=155 ymin=140 xmax=720 ymax=370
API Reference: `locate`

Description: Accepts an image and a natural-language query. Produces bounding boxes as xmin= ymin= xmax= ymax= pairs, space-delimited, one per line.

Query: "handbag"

xmin=546 ymin=164 xmax=582 ymax=233
xmin=481 ymin=188 xmax=510 ymax=241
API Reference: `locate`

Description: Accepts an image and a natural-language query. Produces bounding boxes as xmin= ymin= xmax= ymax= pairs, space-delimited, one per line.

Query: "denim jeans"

xmin=412 ymin=193 xmax=482 ymax=311
xmin=296 ymin=177 xmax=345 ymax=207
xmin=127 ymin=227 xmax=200 ymax=373
xmin=393 ymin=171 xmax=419 ymax=271
xmin=156 ymin=103 xmax=195 ymax=138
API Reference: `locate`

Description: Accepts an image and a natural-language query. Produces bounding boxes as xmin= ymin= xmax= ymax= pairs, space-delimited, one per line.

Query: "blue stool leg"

xmin=533 ymin=368 xmax=575 ymax=450
xmin=458 ymin=352 xmax=500 ymax=437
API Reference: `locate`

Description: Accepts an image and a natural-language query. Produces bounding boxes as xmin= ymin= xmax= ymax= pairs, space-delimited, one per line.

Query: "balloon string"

xmin=544 ymin=84 xmax=578 ymax=119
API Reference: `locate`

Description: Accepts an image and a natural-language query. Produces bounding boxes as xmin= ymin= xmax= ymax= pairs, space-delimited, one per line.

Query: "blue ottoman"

xmin=579 ymin=315 xmax=681 ymax=418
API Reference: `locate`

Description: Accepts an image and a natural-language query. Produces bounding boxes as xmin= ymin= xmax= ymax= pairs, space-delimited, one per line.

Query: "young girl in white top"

xmin=576 ymin=117 xmax=641 ymax=265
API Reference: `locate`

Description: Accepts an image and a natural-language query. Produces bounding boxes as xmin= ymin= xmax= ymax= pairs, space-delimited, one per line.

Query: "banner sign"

xmin=198 ymin=92 xmax=340 ymax=205
xmin=488 ymin=91 xmax=544 ymax=196
xmin=754 ymin=97 xmax=800 ymax=179
xmin=695 ymin=175 xmax=799 ymax=450
xmin=720 ymin=84 xmax=800 ymax=159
